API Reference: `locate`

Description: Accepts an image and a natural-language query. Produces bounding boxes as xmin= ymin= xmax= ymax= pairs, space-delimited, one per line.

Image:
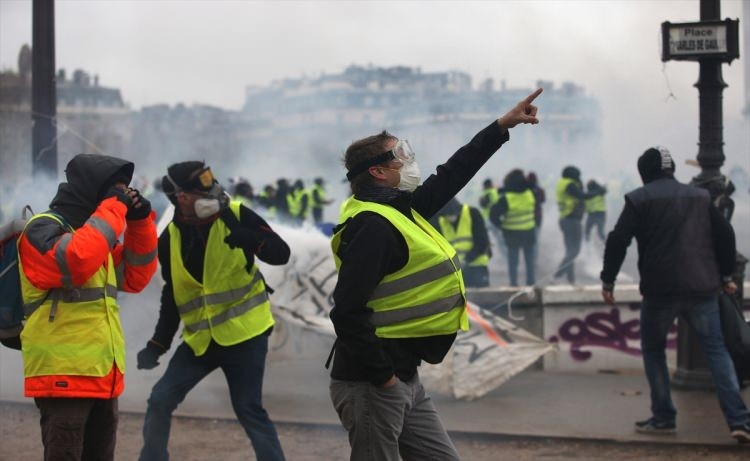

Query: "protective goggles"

xmin=164 ymin=167 xmax=216 ymax=194
xmin=346 ymin=140 xmax=416 ymax=181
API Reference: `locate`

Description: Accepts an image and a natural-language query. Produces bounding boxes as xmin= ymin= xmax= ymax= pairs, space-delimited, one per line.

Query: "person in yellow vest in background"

xmin=136 ymin=161 xmax=289 ymax=461
xmin=585 ymin=179 xmax=608 ymax=242
xmin=554 ymin=166 xmax=599 ymax=284
xmin=311 ymin=177 xmax=335 ymax=224
xmin=18 ymin=154 xmax=158 ymax=460
xmin=328 ymin=88 xmax=542 ymax=460
xmin=256 ymin=184 xmax=278 ymax=221
xmin=479 ymin=178 xmax=500 ymax=218
xmin=287 ymin=179 xmax=309 ymax=226
xmin=432 ymin=197 xmax=491 ymax=287
xmin=232 ymin=178 xmax=254 ymax=208
xmin=490 ymin=169 xmax=537 ymax=286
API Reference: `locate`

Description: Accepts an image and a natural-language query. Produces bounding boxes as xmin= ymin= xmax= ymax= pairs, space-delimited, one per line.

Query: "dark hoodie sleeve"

xmin=566 ymin=182 xmax=599 ymax=200
xmin=601 ymin=198 xmax=638 ymax=284
xmin=150 ymin=230 xmax=181 ymax=350
xmin=709 ymin=203 xmax=736 ymax=278
xmin=412 ymin=121 xmax=509 ymax=219
xmin=239 ymin=205 xmax=290 ymax=265
xmin=489 ymin=196 xmax=508 ymax=229
xmin=465 ymin=207 xmax=490 ymax=262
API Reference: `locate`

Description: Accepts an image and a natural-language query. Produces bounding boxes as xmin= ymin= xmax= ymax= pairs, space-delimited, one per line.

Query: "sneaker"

xmin=635 ymin=417 xmax=676 ymax=435
xmin=730 ymin=423 xmax=750 ymax=444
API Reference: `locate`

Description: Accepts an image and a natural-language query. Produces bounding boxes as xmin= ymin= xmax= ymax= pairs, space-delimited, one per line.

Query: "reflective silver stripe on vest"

xmin=177 ymin=271 xmax=262 ymax=316
xmin=183 ymin=290 xmax=269 ymax=334
xmin=23 ymin=284 xmax=118 ymax=318
xmin=449 ymin=237 xmax=472 ymax=245
xmin=87 ymin=216 xmax=118 ymax=249
xmin=370 ymin=254 xmax=461 ymax=301
xmin=55 ymin=233 xmax=73 ymax=288
xmin=370 ymin=293 xmax=464 ymax=327
xmin=124 ymin=248 xmax=157 ymax=266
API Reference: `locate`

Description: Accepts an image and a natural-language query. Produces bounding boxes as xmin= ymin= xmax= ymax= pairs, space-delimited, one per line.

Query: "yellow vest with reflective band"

xmin=585 ymin=194 xmax=606 ymax=213
xmin=331 ymin=198 xmax=469 ymax=339
xmin=169 ymin=201 xmax=273 ymax=356
xmin=438 ymin=205 xmax=489 ymax=267
xmin=480 ymin=188 xmax=500 ymax=218
xmin=556 ymin=178 xmax=579 ymax=218
xmin=502 ymin=190 xmax=536 ymax=231
xmin=20 ymin=213 xmax=124 ymax=379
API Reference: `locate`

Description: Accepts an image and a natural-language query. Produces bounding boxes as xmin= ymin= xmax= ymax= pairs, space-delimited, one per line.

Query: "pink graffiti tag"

xmin=548 ymin=307 xmax=677 ymax=361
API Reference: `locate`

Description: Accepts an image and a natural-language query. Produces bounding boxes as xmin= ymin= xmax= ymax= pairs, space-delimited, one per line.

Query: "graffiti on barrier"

xmin=547 ymin=304 xmax=677 ymax=361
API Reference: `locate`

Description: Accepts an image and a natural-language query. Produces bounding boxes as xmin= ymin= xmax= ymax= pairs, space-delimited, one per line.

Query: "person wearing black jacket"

xmin=600 ymin=147 xmax=750 ymax=443
xmin=136 ymin=161 xmax=290 ymax=461
xmin=328 ymin=88 xmax=542 ymax=460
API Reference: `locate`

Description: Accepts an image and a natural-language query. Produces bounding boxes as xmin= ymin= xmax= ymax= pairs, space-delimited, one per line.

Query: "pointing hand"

xmin=497 ymin=88 xmax=543 ymax=131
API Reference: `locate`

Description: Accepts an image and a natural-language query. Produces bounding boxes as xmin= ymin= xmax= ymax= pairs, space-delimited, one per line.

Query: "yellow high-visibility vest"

xmin=586 ymin=194 xmax=606 ymax=213
xmin=502 ymin=190 xmax=536 ymax=231
xmin=168 ymin=201 xmax=273 ymax=356
xmin=332 ymin=198 xmax=469 ymax=339
xmin=438 ymin=205 xmax=489 ymax=267
xmin=556 ymin=178 xmax=579 ymax=218
xmin=20 ymin=213 xmax=124 ymax=379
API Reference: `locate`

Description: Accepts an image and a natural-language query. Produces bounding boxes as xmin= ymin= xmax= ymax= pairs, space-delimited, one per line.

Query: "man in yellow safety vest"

xmin=328 ymin=88 xmax=543 ymax=460
xmin=136 ymin=161 xmax=289 ymax=461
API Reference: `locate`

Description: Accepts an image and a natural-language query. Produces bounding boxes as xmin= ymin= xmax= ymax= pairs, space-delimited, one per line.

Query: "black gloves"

xmin=126 ymin=189 xmax=152 ymax=220
xmin=136 ymin=341 xmax=165 ymax=370
xmin=104 ymin=186 xmax=133 ymax=208
xmin=224 ymin=227 xmax=259 ymax=251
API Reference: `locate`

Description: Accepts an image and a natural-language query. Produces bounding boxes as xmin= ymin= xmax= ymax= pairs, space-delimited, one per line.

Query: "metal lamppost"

xmin=31 ymin=0 xmax=58 ymax=180
xmin=661 ymin=0 xmax=741 ymax=389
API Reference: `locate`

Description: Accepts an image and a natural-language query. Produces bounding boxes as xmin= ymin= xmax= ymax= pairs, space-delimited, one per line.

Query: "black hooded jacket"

xmin=49 ymin=154 xmax=134 ymax=229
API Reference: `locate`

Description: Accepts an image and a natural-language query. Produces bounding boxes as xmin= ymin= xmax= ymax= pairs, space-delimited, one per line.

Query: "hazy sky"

xmin=1 ymin=0 xmax=748 ymax=173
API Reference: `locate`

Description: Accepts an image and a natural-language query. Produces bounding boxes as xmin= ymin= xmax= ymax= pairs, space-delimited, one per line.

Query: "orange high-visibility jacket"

xmin=18 ymin=196 xmax=158 ymax=398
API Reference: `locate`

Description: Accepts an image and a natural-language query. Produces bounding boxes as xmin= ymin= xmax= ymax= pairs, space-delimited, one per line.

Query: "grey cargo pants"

xmin=330 ymin=373 xmax=460 ymax=461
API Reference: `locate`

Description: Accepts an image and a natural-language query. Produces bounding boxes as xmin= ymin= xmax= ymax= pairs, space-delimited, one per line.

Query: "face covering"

xmin=397 ymin=160 xmax=421 ymax=192
xmin=193 ymin=184 xmax=229 ymax=218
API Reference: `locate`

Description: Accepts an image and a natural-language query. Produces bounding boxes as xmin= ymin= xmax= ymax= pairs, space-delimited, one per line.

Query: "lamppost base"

xmin=672 ymin=368 xmax=714 ymax=390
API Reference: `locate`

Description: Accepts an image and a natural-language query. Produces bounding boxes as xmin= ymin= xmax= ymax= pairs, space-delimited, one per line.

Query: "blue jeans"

xmin=139 ymin=332 xmax=285 ymax=461
xmin=641 ymin=295 xmax=750 ymax=428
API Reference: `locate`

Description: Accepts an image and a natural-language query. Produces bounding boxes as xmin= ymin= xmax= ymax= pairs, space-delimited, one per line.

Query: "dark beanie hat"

xmin=638 ymin=147 xmax=675 ymax=184
xmin=561 ymin=166 xmax=581 ymax=181
xmin=162 ymin=161 xmax=206 ymax=194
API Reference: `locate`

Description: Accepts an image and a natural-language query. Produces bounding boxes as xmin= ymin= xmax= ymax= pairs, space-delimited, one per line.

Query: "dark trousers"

xmin=585 ymin=211 xmax=606 ymax=242
xmin=139 ymin=332 xmax=285 ymax=461
xmin=462 ymin=265 xmax=489 ymax=288
xmin=507 ymin=242 xmax=535 ymax=286
xmin=34 ymin=397 xmax=118 ymax=461
xmin=641 ymin=296 xmax=750 ymax=428
xmin=312 ymin=207 xmax=323 ymax=224
xmin=555 ymin=217 xmax=582 ymax=283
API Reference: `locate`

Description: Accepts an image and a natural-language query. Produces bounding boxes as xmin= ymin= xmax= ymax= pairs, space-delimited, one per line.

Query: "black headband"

xmin=346 ymin=151 xmax=395 ymax=181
